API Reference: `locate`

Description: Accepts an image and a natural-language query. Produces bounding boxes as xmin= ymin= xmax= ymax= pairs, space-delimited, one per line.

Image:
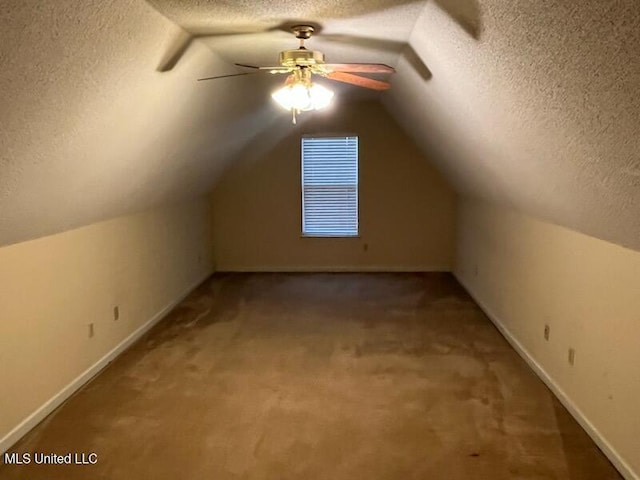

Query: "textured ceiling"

xmin=0 ymin=0 xmax=289 ymax=246
xmin=385 ymin=0 xmax=640 ymax=250
xmin=1 ymin=0 xmax=639 ymax=250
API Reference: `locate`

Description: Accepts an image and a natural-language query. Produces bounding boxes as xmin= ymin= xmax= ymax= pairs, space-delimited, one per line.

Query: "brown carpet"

xmin=0 ymin=273 xmax=622 ymax=479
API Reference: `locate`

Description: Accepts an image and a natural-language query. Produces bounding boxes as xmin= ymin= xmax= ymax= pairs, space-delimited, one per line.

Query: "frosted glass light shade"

xmin=272 ymin=82 xmax=334 ymax=111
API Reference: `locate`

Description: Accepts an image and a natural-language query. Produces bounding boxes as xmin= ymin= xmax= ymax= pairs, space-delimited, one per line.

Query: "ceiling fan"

xmin=197 ymin=25 xmax=396 ymax=123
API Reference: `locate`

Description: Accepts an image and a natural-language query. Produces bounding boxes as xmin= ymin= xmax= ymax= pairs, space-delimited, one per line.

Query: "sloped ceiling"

xmin=385 ymin=0 xmax=640 ymax=251
xmin=0 ymin=0 xmax=302 ymax=246
xmin=1 ymin=0 xmax=639 ymax=250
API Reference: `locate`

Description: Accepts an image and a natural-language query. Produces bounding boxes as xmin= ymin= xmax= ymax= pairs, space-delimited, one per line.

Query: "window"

xmin=301 ymin=135 xmax=359 ymax=237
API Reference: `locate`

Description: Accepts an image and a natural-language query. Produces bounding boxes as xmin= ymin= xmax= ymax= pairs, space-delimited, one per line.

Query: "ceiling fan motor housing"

xmin=292 ymin=25 xmax=315 ymax=39
xmin=279 ymin=49 xmax=325 ymax=67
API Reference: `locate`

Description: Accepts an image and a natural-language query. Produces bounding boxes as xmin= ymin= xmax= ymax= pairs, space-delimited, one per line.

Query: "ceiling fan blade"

xmin=323 ymin=63 xmax=395 ymax=74
xmin=234 ymin=63 xmax=260 ymax=69
xmin=318 ymin=34 xmax=431 ymax=81
xmin=198 ymin=64 xmax=292 ymax=81
xmin=197 ymin=72 xmax=257 ymax=81
xmin=325 ymin=72 xmax=391 ymax=91
xmin=234 ymin=63 xmax=292 ymax=73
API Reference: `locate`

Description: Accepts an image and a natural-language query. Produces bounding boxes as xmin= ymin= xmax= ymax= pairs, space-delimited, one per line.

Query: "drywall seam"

xmin=0 ymin=270 xmax=212 ymax=455
xmin=454 ymin=273 xmax=638 ymax=480
xmin=215 ymin=265 xmax=451 ymax=273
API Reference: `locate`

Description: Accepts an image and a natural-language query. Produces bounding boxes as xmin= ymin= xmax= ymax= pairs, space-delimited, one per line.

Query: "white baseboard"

xmin=454 ymin=272 xmax=638 ymax=480
xmin=216 ymin=265 xmax=451 ymax=273
xmin=0 ymin=270 xmax=212 ymax=455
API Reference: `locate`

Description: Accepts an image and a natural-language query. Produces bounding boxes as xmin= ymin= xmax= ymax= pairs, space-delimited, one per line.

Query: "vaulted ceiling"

xmin=1 ymin=0 xmax=639 ymax=249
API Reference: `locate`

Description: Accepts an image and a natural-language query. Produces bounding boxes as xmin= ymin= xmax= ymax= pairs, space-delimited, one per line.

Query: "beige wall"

xmin=454 ymin=198 xmax=640 ymax=479
xmin=212 ymin=101 xmax=456 ymax=271
xmin=0 ymin=197 xmax=213 ymax=450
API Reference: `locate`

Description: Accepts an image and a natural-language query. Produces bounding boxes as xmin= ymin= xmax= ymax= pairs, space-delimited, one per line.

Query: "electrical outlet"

xmin=473 ymin=264 xmax=479 ymax=277
xmin=88 ymin=323 xmax=94 ymax=338
xmin=544 ymin=324 xmax=550 ymax=341
xmin=363 ymin=243 xmax=369 ymax=252
xmin=113 ymin=306 xmax=119 ymax=321
xmin=568 ymin=348 xmax=575 ymax=366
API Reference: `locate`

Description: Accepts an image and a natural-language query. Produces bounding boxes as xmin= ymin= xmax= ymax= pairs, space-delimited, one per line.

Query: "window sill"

xmin=301 ymin=234 xmax=361 ymax=238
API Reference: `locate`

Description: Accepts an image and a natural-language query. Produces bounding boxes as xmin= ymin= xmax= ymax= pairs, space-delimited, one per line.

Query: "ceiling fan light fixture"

xmin=271 ymin=78 xmax=334 ymax=113
xmin=308 ymin=83 xmax=334 ymax=109
xmin=198 ymin=25 xmax=395 ymax=125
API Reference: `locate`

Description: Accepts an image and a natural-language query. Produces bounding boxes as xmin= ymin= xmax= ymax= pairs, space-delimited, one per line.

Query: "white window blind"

xmin=301 ymin=136 xmax=358 ymax=237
